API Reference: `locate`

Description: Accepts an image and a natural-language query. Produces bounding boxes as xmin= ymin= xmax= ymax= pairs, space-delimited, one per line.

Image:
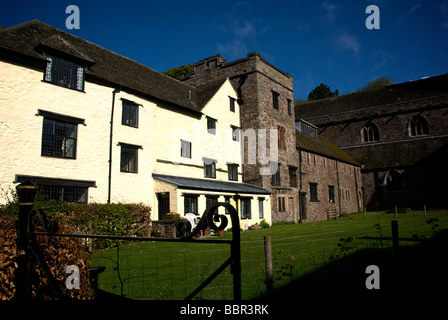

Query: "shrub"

xmin=260 ymin=219 xmax=270 ymax=229
xmin=0 ymin=194 xmax=152 ymax=300
xmin=1 ymin=188 xmax=152 ymax=249
xmin=60 ymin=202 xmax=152 ymax=249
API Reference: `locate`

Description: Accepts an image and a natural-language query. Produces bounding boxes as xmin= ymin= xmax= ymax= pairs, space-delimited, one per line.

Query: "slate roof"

xmin=344 ymin=136 xmax=448 ymax=170
xmin=295 ymin=74 xmax=448 ymax=170
xmin=0 ymin=20 xmax=228 ymax=115
xmin=152 ymin=174 xmax=271 ymax=195
xmin=196 ymin=78 xmax=229 ymax=110
xmin=295 ymin=129 xmax=361 ymax=167
xmin=296 ymin=74 xmax=448 ymax=123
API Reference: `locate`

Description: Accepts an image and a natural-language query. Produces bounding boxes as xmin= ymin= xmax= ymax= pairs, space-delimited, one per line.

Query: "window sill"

xmin=41 ymin=154 xmax=77 ymax=160
xmin=122 ymin=124 xmax=139 ymax=129
xmin=42 ymin=80 xmax=86 ymax=93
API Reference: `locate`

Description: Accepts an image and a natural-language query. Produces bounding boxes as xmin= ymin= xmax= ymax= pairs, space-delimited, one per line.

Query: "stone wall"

xmin=151 ymin=220 xmax=177 ymax=238
xmin=299 ymin=150 xmax=361 ymax=222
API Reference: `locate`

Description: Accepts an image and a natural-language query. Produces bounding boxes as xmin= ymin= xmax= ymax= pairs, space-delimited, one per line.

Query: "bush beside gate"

xmin=0 ymin=200 xmax=152 ymax=300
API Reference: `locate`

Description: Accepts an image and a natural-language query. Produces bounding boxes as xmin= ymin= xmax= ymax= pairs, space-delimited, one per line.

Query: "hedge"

xmin=0 ymin=198 xmax=152 ymax=300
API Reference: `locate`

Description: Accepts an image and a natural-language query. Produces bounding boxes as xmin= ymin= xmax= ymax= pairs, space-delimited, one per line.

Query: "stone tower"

xmin=181 ymin=52 xmax=299 ymax=223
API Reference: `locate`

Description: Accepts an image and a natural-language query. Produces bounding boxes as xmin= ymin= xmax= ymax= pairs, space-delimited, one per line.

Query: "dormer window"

xmin=44 ymin=54 xmax=85 ymax=91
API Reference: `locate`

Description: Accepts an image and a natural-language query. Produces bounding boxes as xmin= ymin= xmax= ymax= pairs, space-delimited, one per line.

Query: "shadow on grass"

xmin=258 ymin=229 xmax=448 ymax=302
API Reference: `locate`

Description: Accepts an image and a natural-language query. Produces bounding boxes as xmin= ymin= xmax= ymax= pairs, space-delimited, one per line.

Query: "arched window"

xmin=361 ymin=122 xmax=379 ymax=143
xmin=384 ymin=170 xmax=402 ymax=191
xmin=409 ymin=115 xmax=429 ymax=137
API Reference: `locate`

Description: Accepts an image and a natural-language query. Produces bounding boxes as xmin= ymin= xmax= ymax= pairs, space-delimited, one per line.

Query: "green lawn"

xmin=89 ymin=210 xmax=448 ymax=300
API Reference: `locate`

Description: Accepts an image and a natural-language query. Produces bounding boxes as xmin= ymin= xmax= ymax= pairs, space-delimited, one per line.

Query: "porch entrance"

xmin=157 ymin=192 xmax=170 ymax=220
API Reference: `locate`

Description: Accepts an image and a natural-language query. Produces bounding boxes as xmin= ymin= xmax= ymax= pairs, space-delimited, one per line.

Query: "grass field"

xmin=89 ymin=210 xmax=448 ymax=300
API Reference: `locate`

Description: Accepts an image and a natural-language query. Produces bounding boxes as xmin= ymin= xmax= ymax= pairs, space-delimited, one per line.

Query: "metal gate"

xmin=13 ymin=180 xmax=241 ymax=300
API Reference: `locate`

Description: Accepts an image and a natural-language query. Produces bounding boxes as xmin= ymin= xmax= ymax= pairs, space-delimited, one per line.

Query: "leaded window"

xmin=120 ymin=144 xmax=139 ymax=173
xmin=184 ymin=194 xmax=198 ymax=215
xmin=241 ymin=198 xmax=252 ymax=219
xmin=204 ymin=159 xmax=216 ymax=178
xmin=228 ymin=164 xmax=238 ymax=181
xmin=122 ymin=100 xmax=139 ymax=128
xmin=41 ymin=186 xmax=87 ymax=203
xmin=44 ymin=54 xmax=85 ymax=91
xmin=42 ymin=118 xmax=77 ymax=159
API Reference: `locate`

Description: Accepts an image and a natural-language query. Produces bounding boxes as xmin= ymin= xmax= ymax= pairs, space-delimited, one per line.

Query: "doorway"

xmin=157 ymin=192 xmax=170 ymax=220
xmin=299 ymin=192 xmax=307 ymax=221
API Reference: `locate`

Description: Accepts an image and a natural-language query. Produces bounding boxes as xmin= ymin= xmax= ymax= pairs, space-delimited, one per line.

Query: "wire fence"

xmin=89 ymin=212 xmax=446 ymax=300
xmin=90 ymin=240 xmax=234 ymax=300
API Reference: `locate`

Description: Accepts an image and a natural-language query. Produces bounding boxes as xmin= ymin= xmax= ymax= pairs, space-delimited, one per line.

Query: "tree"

xmin=163 ymin=64 xmax=193 ymax=79
xmin=307 ymin=83 xmax=339 ymax=101
xmin=295 ymin=97 xmax=307 ymax=105
xmin=357 ymin=76 xmax=396 ymax=91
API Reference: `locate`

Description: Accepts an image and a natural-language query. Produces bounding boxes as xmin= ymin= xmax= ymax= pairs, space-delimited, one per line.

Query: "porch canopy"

xmin=152 ymin=174 xmax=270 ymax=195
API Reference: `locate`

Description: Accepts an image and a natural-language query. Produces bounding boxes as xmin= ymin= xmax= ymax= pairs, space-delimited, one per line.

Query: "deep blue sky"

xmin=1 ymin=0 xmax=447 ymax=99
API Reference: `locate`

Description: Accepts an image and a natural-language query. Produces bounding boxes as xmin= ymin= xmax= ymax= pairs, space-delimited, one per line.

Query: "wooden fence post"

xmin=391 ymin=220 xmax=399 ymax=290
xmin=264 ymin=236 xmax=273 ymax=297
xmin=15 ymin=180 xmax=39 ymax=300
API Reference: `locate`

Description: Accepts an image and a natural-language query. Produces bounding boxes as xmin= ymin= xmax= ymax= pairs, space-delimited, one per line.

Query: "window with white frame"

xmin=181 ymin=140 xmax=191 ymax=158
xmin=258 ymin=197 xmax=264 ymax=219
xmin=204 ymin=158 xmax=217 ymax=178
xmin=241 ymin=197 xmax=252 ymax=219
xmin=184 ymin=194 xmax=199 ymax=215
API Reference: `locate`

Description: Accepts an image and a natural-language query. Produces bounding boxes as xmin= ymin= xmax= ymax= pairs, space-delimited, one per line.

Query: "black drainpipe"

xmin=354 ymin=166 xmax=360 ymax=212
xmin=108 ymin=87 xmax=121 ymax=203
xmin=336 ymin=161 xmax=342 ymax=215
xmin=298 ymin=148 xmax=303 ymax=223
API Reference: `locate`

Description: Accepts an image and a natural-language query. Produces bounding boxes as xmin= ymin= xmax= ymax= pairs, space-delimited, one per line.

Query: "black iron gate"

xmin=14 ymin=180 xmax=241 ymax=301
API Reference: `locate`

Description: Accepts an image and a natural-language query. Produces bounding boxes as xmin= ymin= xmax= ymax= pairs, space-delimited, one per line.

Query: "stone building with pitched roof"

xmin=178 ymin=54 xmax=363 ymax=222
xmin=295 ymin=120 xmax=362 ymax=221
xmin=296 ymin=74 xmax=448 ymax=211
xmin=0 ymin=20 xmax=272 ymax=227
xmin=0 ymin=20 xmax=363 ymax=224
